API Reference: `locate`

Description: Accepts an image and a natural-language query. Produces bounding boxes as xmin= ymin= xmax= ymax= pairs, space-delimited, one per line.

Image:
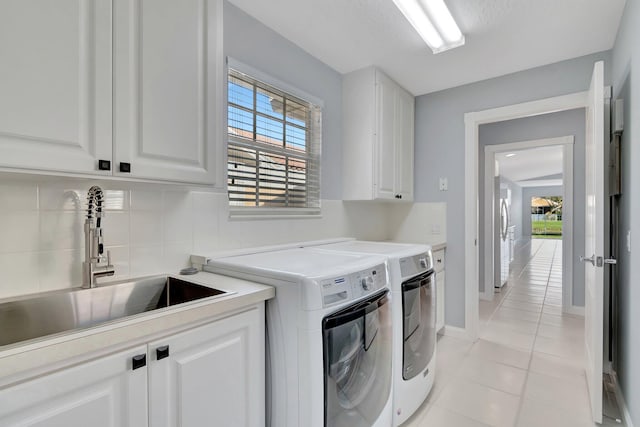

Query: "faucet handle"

xmin=106 ymin=250 xmax=112 ymax=267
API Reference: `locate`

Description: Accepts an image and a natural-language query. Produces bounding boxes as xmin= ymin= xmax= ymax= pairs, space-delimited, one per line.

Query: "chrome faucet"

xmin=82 ymin=186 xmax=115 ymax=288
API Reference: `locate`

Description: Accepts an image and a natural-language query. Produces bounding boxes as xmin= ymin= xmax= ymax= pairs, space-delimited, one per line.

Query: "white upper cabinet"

xmin=113 ymin=0 xmax=222 ymax=184
xmin=343 ymin=67 xmax=415 ymax=201
xmin=396 ymin=86 xmax=415 ymax=199
xmin=0 ymin=0 xmax=113 ymax=176
xmin=0 ymin=0 xmax=222 ymax=185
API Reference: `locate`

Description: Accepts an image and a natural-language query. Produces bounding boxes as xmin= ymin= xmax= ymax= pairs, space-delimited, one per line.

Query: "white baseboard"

xmin=611 ymin=371 xmax=635 ymax=427
xmin=479 ymin=290 xmax=494 ymax=301
xmin=442 ymin=325 xmax=474 ymax=341
xmin=564 ymin=305 xmax=585 ymax=316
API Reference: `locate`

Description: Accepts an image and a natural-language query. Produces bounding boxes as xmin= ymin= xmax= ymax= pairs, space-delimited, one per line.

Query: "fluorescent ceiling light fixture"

xmin=505 ymin=153 xmax=517 ymax=158
xmin=392 ymin=0 xmax=465 ymax=53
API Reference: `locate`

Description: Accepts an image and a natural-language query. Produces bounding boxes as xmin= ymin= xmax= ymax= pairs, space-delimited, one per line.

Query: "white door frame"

xmin=463 ymin=91 xmax=589 ymax=341
xmin=482 ymin=137 xmax=574 ymax=313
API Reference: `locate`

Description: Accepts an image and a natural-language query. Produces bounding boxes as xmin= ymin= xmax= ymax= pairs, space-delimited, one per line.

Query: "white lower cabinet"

xmin=149 ymin=307 xmax=264 ymax=427
xmin=436 ymin=271 xmax=446 ymax=333
xmin=0 ymin=305 xmax=265 ymax=427
xmin=0 ymin=345 xmax=148 ymax=427
xmin=433 ymin=248 xmax=446 ymax=333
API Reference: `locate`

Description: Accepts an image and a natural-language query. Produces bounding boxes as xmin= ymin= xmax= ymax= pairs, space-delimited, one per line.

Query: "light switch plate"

xmin=439 ymin=178 xmax=448 ymax=191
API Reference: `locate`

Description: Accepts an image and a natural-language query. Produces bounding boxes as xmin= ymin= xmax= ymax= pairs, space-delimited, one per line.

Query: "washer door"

xmin=322 ymin=290 xmax=391 ymax=427
xmin=401 ymin=270 xmax=436 ymax=380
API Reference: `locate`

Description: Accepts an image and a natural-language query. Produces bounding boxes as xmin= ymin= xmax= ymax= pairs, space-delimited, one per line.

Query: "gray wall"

xmin=611 ymin=0 xmax=640 ymax=421
xmin=224 ymin=2 xmax=342 ymax=200
xmin=521 ymin=185 xmax=563 ymax=237
xmin=415 ymin=51 xmax=611 ymax=328
xmin=478 ymin=109 xmax=586 ymax=306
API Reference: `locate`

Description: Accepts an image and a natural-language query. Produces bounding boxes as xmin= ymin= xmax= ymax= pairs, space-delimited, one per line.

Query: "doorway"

xmin=530 ymin=196 xmax=563 ymax=239
xmin=462 ymin=63 xmax=610 ymax=424
xmin=480 ymin=137 xmax=574 ymax=312
xmin=462 ymin=91 xmax=589 ymax=342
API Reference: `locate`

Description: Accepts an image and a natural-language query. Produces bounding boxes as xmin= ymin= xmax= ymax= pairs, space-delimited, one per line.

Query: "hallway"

xmin=405 ymin=239 xmax=617 ymax=426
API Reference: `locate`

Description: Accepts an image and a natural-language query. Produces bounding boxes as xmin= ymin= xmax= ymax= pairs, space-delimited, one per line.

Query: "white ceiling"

xmin=229 ymin=0 xmax=626 ymax=95
xmin=496 ymin=145 xmax=563 ymax=187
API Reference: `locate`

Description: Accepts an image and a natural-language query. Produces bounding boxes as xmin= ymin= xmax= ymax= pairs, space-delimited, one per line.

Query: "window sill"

xmin=228 ymin=208 xmax=322 ymax=221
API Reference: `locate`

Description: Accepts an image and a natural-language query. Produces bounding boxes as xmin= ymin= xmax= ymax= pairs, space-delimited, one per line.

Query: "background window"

xmin=227 ymin=66 xmax=322 ymax=215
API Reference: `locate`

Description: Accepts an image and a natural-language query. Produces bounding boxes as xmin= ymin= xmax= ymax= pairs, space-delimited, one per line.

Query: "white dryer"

xmin=204 ymin=248 xmax=393 ymax=427
xmin=308 ymin=240 xmax=436 ymax=426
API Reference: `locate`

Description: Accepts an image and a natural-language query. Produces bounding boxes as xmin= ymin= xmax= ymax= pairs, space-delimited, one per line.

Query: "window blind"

xmin=227 ymin=68 xmax=321 ymax=214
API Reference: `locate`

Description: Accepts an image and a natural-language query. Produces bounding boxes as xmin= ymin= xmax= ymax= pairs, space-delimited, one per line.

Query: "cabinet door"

xmin=374 ymin=71 xmax=397 ymax=200
xmin=395 ymin=88 xmax=414 ymax=201
xmin=148 ymin=305 xmax=265 ymax=427
xmin=0 ymin=346 xmax=148 ymax=427
xmin=436 ymin=271 xmax=446 ymax=332
xmin=113 ymin=0 xmax=222 ymax=184
xmin=0 ymin=0 xmax=112 ymax=176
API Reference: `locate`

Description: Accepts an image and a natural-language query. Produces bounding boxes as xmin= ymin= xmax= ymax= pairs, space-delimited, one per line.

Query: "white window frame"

xmin=226 ymin=57 xmax=323 ymax=218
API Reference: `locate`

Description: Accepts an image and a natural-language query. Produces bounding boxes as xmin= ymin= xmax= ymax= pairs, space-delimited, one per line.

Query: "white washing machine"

xmin=308 ymin=240 xmax=436 ymax=426
xmin=204 ymin=248 xmax=393 ymax=427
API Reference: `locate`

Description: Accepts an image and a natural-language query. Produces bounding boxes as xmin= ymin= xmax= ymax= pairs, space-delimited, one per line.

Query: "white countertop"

xmin=430 ymin=242 xmax=447 ymax=251
xmin=0 ymin=272 xmax=274 ymax=387
xmin=389 ymin=239 xmax=446 ymax=252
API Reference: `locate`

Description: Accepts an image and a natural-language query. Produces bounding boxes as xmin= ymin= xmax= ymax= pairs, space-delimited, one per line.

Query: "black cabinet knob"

xmin=98 ymin=160 xmax=111 ymax=171
xmin=156 ymin=345 xmax=170 ymax=361
xmin=395 ymin=194 xmax=402 ymax=199
xmin=119 ymin=162 xmax=131 ymax=173
xmin=132 ymin=354 xmax=146 ymax=370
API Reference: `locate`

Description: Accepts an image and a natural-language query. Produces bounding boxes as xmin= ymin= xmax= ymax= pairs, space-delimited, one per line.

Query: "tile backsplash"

xmin=0 ymin=178 xmax=448 ymax=300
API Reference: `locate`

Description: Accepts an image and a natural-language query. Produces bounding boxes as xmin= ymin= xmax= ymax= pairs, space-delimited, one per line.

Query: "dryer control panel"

xmin=320 ymin=263 xmax=387 ymax=307
xmin=399 ymin=252 xmax=433 ymax=279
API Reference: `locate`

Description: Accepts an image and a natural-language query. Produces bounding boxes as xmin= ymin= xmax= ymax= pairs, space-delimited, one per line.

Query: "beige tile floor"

xmin=403 ymin=239 xmax=624 ymax=427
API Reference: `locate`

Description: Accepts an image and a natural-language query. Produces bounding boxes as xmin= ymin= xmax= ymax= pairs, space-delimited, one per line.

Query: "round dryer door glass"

xmin=322 ymin=291 xmax=392 ymax=427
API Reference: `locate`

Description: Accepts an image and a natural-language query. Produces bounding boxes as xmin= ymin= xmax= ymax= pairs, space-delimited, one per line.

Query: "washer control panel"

xmin=320 ymin=263 xmax=386 ymax=307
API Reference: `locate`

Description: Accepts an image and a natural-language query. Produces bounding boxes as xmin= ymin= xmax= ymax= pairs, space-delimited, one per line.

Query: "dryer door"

xmin=322 ymin=290 xmax=391 ymax=427
xmin=401 ymin=270 xmax=436 ymax=380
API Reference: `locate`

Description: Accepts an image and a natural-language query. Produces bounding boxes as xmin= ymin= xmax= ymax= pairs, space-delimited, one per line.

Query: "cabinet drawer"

xmin=433 ymin=249 xmax=445 ymax=273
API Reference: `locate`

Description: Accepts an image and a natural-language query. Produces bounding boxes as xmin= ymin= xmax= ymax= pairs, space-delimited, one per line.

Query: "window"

xmin=227 ymin=62 xmax=322 ymax=216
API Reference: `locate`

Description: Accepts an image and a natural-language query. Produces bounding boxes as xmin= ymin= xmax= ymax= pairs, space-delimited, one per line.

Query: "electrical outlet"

xmin=439 ymin=178 xmax=448 ymax=191
xmin=431 ymin=225 xmax=441 ymax=234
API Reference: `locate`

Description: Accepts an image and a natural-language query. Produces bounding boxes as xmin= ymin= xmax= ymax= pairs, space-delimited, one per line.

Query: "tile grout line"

xmin=512 ymin=239 xmax=560 ymax=426
xmin=482 ymin=239 xmax=538 ymax=327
